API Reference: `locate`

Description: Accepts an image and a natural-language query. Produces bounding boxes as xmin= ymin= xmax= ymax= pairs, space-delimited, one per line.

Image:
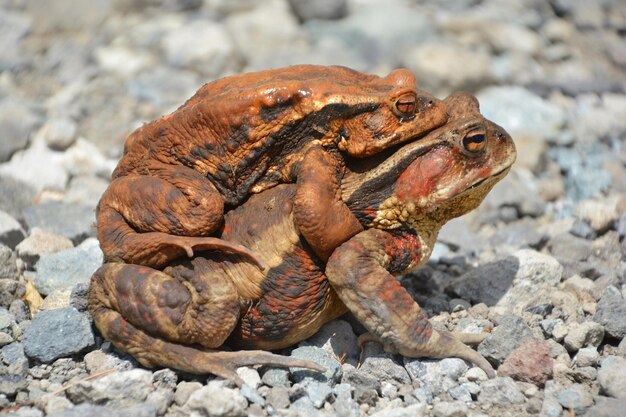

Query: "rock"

xmin=0 ymin=279 xmax=25 ymax=310
xmin=63 ymin=175 xmax=109 ymax=208
xmin=182 ymin=380 xmax=247 ymax=417
xmin=26 ymin=0 xmax=111 ymax=32
xmin=23 ymin=307 xmax=95 ymax=363
xmin=40 ymin=289 xmax=72 ymax=310
xmin=403 ymin=358 xmax=466 ymax=396
xmin=0 ymin=175 xmax=36 ymax=222
xmin=301 ymin=379 xmax=332 ymax=408
xmin=16 ymin=227 xmax=74 ymax=269
xmin=478 ymin=315 xmax=533 ymax=366
xmin=556 ymin=383 xmax=594 ymax=414
xmin=0 ymin=373 xmax=28 ymax=396
xmin=573 ymin=347 xmax=599 ymax=367
xmin=127 ymin=67 xmax=200 ymax=110
xmin=46 ymin=403 xmax=153 ymax=417
xmin=432 ymin=400 xmax=468 ymax=417
xmin=0 ymin=9 xmax=31 ymax=70
xmin=448 ymin=249 xmax=563 ymax=314
xmin=93 ymin=44 xmax=152 ymax=78
xmin=83 ymin=349 xmax=134 ymax=375
xmin=406 ymin=40 xmax=493 ymax=94
xmin=0 ymin=141 xmax=68 ymax=192
xmin=42 ymin=395 xmax=73 ymax=415
xmin=68 ymin=368 xmax=154 ymax=407
xmin=488 ymin=220 xmax=547 ymax=250
xmin=0 ymin=211 xmax=25 ymax=249
xmin=265 ymin=385 xmax=290 ymax=410
xmin=547 ymin=233 xmax=593 ymax=261
xmin=478 ymin=377 xmax=525 ymax=405
xmin=69 ymin=282 xmax=89 ymax=312
xmin=236 ymin=367 xmax=261 ymax=389
xmin=563 ymin=321 xmax=605 ymax=352
xmin=498 ymin=339 xmax=553 ymax=387
xmin=261 ymin=367 xmax=290 ymax=387
xmin=288 ymin=0 xmax=348 ymax=21
xmin=576 ymin=197 xmax=624 ymax=233
xmin=593 ymin=286 xmax=626 ymax=339
xmin=2 ymin=342 xmax=28 ymax=376
xmin=465 ymin=367 xmax=488 ymax=382
xmin=173 ymin=381 xmax=202 ymax=406
xmin=585 ymin=397 xmax=626 ymax=417
xmin=0 ymin=99 xmax=39 ymax=163
xmin=23 ymin=202 xmax=95 ymax=244
xmin=341 ymin=365 xmax=380 ymax=406
xmin=479 ymin=168 xmax=546 ymax=218
xmin=369 ymin=404 xmax=426 ymax=417
xmin=240 ymin=384 xmax=264 ymax=407
xmin=358 ymin=343 xmax=411 ymax=386
xmin=0 ymin=244 xmax=18 ymax=279
xmin=290 ymin=345 xmax=342 ymax=385
xmin=300 ymin=319 xmax=359 ymax=364
xmin=40 ymin=118 xmax=77 ymax=151
xmin=477 ymin=86 xmax=565 ymax=141
xmin=34 ymin=238 xmax=102 ymax=296
xmin=598 ymin=356 xmax=626 ymax=399
xmin=161 ymin=19 xmax=237 ymax=78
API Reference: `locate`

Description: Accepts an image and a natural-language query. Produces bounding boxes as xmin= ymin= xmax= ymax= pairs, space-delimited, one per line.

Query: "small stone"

xmin=145 ymin=389 xmax=173 ymax=416
xmin=23 ymin=307 xmax=95 ymax=363
xmin=40 ymin=118 xmax=77 ymax=151
xmin=40 ymin=289 xmax=72 ymax=311
xmin=41 ymin=396 xmax=74 ymax=414
xmin=498 ymin=339 xmax=553 ymax=387
xmin=68 ymin=368 xmax=154 ymax=407
xmin=260 ymin=367 xmax=290 ymax=387
xmin=34 ymin=238 xmax=102 ymax=296
xmin=465 ymin=367 xmax=488 ymax=382
xmin=302 ymin=379 xmax=332 ymax=408
xmin=69 ymin=283 xmax=89 ymax=312
xmin=16 ymin=228 xmax=74 ymax=269
xmin=525 ymin=303 xmax=554 ymax=318
xmin=448 ymin=384 xmax=472 ymax=402
xmin=547 ymin=233 xmax=593 ymax=261
xmin=174 ymin=381 xmax=202 ymax=406
xmin=358 ymin=344 xmax=411 ymax=385
xmin=598 ymin=356 xmax=626 ymax=399
xmin=381 ymin=381 xmax=398 ymax=399
xmin=0 ymin=244 xmax=18 ymax=280
xmin=290 ymin=345 xmax=342 ymax=385
xmin=236 ymin=367 xmax=261 ymax=389
xmin=0 ymin=175 xmax=36 ymax=222
xmin=593 ymin=286 xmax=626 ymax=339
xmin=478 ymin=377 xmax=525 ymax=405
xmin=557 ymin=383 xmax=594 ymax=414
xmin=0 ymin=99 xmax=39 ymax=163
xmin=341 ymin=365 xmax=380 ymax=406
xmin=0 ymin=211 xmax=25 ymax=249
xmin=585 ymin=397 xmax=626 ymax=417
xmin=570 ymin=220 xmax=596 ymax=239
xmin=83 ymin=349 xmax=134 ymax=375
xmin=183 ymin=381 xmax=247 ymax=417
xmin=0 ymin=141 xmax=68 ymax=192
xmin=563 ymin=321 xmax=605 ymax=352
xmin=152 ymin=368 xmax=177 ymax=390
xmin=478 ymin=315 xmax=533 ymax=366
xmin=369 ymin=403 xmax=426 ymax=417
xmin=240 ymin=384 xmax=264 ymax=407
xmin=0 ymin=279 xmax=25 ymax=310
xmin=573 ymin=347 xmax=599 ymax=367
xmin=23 ymin=202 xmax=95 ymax=244
xmin=288 ymin=0 xmax=348 ymax=21
xmin=0 ymin=373 xmax=28 ymax=396
xmin=432 ymin=400 xmax=468 ymax=417
xmin=265 ymin=386 xmax=290 ymax=410
xmin=300 ymin=319 xmax=359 ymax=364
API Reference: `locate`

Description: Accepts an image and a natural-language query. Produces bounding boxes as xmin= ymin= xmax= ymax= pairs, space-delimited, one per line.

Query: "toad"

xmin=89 ymin=93 xmax=516 ymax=384
xmin=96 ymin=65 xmax=448 ymax=268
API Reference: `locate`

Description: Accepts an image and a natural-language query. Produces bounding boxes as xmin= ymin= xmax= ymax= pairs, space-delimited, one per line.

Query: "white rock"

xmin=0 ymin=140 xmax=68 ymax=192
xmin=184 ymin=380 xmax=247 ymax=417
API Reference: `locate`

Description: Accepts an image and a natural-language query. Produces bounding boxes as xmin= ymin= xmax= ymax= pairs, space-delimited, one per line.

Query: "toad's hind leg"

xmin=97 ymin=164 xmax=261 ymax=269
xmin=89 ymin=262 xmax=323 ymax=385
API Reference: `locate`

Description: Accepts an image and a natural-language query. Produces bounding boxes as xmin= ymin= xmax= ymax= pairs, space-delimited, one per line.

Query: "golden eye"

xmin=463 ymin=130 xmax=486 ymax=153
xmin=394 ymin=93 xmax=417 ymax=117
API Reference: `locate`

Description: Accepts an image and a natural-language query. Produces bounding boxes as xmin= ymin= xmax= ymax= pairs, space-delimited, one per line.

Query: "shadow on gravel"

xmin=445 ymin=256 xmax=521 ymax=306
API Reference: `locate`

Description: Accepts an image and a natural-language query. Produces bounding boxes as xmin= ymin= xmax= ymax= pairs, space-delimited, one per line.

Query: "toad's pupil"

xmin=463 ymin=133 xmax=486 ymax=152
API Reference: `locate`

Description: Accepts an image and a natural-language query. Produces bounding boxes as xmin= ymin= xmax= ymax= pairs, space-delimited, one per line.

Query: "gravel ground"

xmin=1 ymin=0 xmax=625 ymax=416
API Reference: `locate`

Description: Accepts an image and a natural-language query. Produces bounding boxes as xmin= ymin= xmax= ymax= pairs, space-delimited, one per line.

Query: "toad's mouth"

xmin=465 ymin=166 xmax=511 ymax=192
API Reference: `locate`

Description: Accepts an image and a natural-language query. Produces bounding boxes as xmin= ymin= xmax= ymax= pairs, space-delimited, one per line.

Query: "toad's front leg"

xmin=325 ymin=228 xmax=496 ymax=377
xmin=97 ymin=162 xmax=261 ymax=269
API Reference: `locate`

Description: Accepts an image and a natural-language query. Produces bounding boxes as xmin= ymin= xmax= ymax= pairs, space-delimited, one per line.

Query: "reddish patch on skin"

xmin=394 ymin=146 xmax=453 ymax=202
xmin=378 ymin=278 xmax=414 ymax=310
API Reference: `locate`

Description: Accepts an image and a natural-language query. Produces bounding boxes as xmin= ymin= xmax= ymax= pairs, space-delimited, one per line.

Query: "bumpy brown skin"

xmin=89 ymin=93 xmax=516 ymax=383
xmin=96 ymin=65 xmax=448 ymax=268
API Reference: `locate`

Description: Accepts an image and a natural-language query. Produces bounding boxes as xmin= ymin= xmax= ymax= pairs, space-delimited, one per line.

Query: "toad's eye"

xmin=463 ymin=130 xmax=486 ymax=154
xmin=394 ymin=93 xmax=417 ymax=118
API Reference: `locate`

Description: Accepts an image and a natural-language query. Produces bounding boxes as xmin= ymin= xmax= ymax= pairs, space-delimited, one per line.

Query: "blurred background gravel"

xmin=0 ymin=0 xmax=625 ymax=416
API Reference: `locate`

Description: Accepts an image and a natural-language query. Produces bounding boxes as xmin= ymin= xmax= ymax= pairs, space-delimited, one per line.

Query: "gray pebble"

xmin=478 ymin=315 xmax=533 ymax=366
xmin=301 ymin=379 xmax=333 ymax=408
xmin=67 ymin=368 xmax=154 ymax=406
xmin=300 ymin=319 xmax=360 ymax=364
xmin=23 ymin=307 xmax=95 ymax=363
xmin=16 ymin=227 xmax=74 ymax=269
xmin=23 ymin=202 xmax=95 ymax=244
xmin=290 ymin=345 xmax=342 ymax=385
xmin=0 ymin=175 xmax=36 ymax=222
xmin=34 ymin=238 xmax=102 ymax=296
xmin=2 ymin=342 xmax=28 ymax=376
xmin=173 ymin=381 xmax=202 ymax=406
xmin=432 ymin=400 xmax=468 ymax=417
xmin=0 ymin=372 xmax=27 ymax=396
xmin=556 ymin=383 xmax=593 ymax=413
xmin=478 ymin=377 xmax=525 ymax=405
xmin=266 ymin=385 xmax=290 ymax=410
xmin=0 ymin=279 xmax=25 ymax=310
xmin=585 ymin=396 xmax=626 ymax=417
xmin=563 ymin=321 xmax=604 ymax=352
xmin=358 ymin=348 xmax=411 ymax=386
xmin=182 ymin=381 xmax=247 ymax=417
xmin=0 ymin=99 xmax=39 ymax=163
xmin=288 ymin=0 xmax=348 ymax=21
xmin=240 ymin=383 xmax=265 ymax=406
xmin=40 ymin=117 xmax=77 ymax=151
xmin=0 ymin=211 xmax=25 ymax=249
xmin=0 ymin=244 xmax=18 ymax=280
xmin=593 ymin=286 xmax=626 ymax=339
xmin=598 ymin=356 xmax=626 ymax=399
xmin=261 ymin=367 xmax=290 ymax=387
